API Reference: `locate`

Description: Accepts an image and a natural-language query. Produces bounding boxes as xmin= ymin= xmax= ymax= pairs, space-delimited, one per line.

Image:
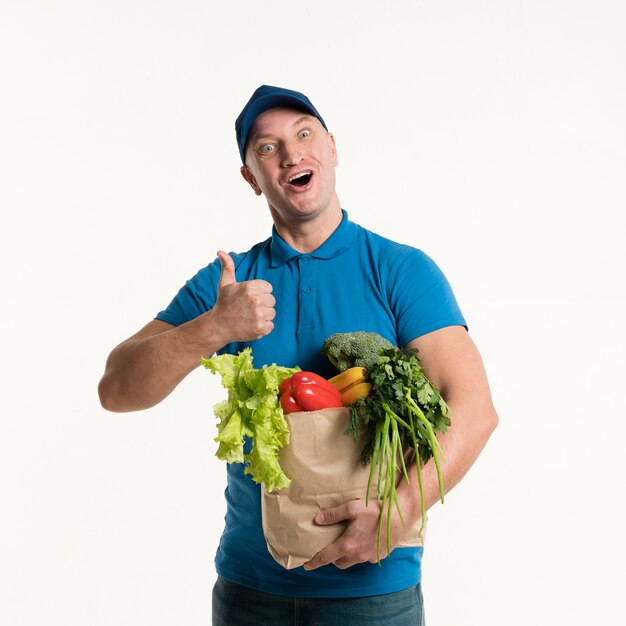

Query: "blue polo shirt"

xmin=156 ymin=210 xmax=466 ymax=598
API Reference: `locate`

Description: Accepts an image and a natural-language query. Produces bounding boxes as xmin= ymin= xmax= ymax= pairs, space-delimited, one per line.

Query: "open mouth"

xmin=288 ymin=171 xmax=313 ymax=187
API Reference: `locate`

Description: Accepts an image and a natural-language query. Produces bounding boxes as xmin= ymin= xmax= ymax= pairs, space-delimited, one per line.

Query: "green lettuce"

xmin=201 ymin=348 xmax=299 ymax=492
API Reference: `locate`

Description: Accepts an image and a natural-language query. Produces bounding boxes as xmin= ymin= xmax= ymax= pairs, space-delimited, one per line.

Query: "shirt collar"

xmin=269 ymin=209 xmax=357 ymax=267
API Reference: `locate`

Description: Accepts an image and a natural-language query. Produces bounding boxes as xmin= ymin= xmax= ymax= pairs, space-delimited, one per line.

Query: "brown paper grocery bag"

xmin=261 ymin=407 xmax=425 ymax=569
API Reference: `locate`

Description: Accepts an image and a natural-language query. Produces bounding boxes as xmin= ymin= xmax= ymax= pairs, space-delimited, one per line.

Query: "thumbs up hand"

xmin=212 ymin=250 xmax=276 ymax=342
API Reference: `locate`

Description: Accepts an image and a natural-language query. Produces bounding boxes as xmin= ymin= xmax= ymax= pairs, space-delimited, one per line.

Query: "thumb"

xmin=315 ymin=502 xmax=352 ymax=526
xmin=217 ymin=250 xmax=236 ymax=289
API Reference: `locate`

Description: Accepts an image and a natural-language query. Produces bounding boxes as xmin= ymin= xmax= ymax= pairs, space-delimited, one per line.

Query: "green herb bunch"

xmin=347 ymin=346 xmax=451 ymax=561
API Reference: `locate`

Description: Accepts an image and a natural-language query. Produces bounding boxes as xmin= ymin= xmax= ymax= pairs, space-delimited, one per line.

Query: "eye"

xmin=259 ymin=144 xmax=275 ymax=154
xmin=298 ymin=129 xmax=311 ymax=139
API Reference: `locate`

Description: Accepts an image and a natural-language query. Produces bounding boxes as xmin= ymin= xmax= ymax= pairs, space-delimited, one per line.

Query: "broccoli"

xmin=321 ymin=331 xmax=395 ymax=372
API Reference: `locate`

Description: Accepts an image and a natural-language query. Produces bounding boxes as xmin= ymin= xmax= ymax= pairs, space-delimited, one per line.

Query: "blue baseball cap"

xmin=235 ymin=85 xmax=328 ymax=164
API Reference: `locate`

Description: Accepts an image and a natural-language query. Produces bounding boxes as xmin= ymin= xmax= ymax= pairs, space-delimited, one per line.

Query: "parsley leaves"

xmin=347 ymin=346 xmax=451 ymax=560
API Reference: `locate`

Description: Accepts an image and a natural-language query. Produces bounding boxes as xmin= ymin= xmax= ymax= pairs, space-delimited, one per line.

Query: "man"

xmin=99 ymin=85 xmax=498 ymax=625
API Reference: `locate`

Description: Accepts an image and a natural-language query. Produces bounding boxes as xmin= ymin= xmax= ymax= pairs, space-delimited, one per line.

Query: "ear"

xmin=240 ymin=165 xmax=263 ymax=196
xmin=326 ymin=132 xmax=338 ymax=167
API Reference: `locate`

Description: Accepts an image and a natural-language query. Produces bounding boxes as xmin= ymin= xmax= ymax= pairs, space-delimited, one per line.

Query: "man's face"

xmin=241 ymin=107 xmax=339 ymax=224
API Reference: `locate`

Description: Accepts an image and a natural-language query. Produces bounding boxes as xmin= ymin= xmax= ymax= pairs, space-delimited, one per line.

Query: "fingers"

xmin=237 ymin=288 xmax=275 ymax=339
xmin=303 ymin=536 xmax=368 ymax=571
xmin=263 ymin=291 xmax=277 ymax=309
xmin=313 ymin=502 xmax=354 ymax=526
xmin=303 ymin=500 xmax=391 ymax=571
xmin=217 ymin=250 xmax=237 ymax=289
xmin=304 ymin=501 xmax=360 ymax=571
xmin=303 ymin=544 xmax=343 ymax=571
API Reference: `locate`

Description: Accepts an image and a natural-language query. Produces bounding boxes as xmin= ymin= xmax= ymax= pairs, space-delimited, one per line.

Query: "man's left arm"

xmin=303 ymin=325 xmax=499 ymax=570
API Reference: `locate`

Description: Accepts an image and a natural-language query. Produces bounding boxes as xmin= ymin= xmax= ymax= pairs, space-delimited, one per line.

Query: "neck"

xmin=270 ymin=196 xmax=343 ymax=253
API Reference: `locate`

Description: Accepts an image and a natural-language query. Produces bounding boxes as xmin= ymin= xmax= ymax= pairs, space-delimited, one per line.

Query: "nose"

xmin=281 ymin=142 xmax=303 ymax=167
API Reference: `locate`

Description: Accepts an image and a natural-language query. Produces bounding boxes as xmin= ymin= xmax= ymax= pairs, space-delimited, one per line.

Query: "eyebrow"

xmin=248 ymin=114 xmax=315 ymax=144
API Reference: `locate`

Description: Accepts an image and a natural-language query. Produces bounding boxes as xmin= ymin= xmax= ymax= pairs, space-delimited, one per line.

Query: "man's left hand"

xmin=302 ymin=498 xmax=405 ymax=570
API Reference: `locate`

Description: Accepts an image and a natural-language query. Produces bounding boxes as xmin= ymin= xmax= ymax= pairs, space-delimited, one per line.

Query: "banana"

xmin=328 ymin=367 xmax=367 ymax=394
xmin=340 ymin=382 xmax=372 ymax=405
xmin=327 ymin=367 xmax=372 ymax=405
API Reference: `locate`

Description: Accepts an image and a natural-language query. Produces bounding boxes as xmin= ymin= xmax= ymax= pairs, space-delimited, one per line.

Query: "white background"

xmin=1 ymin=1 xmax=625 ymax=624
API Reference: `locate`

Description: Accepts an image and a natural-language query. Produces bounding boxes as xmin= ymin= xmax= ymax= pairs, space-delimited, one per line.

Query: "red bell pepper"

xmin=279 ymin=371 xmax=343 ymax=414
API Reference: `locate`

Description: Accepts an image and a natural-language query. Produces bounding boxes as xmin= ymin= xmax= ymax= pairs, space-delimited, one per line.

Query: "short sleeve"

xmin=388 ymin=249 xmax=467 ymax=346
xmin=155 ymin=260 xmax=222 ymax=327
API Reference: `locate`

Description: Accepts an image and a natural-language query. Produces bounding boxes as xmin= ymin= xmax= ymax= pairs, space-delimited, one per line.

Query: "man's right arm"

xmin=98 ymin=315 xmax=223 ymax=412
xmin=98 ymin=251 xmax=276 ymax=413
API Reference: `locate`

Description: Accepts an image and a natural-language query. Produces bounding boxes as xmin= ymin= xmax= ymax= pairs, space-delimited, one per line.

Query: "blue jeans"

xmin=212 ymin=576 xmax=426 ymax=625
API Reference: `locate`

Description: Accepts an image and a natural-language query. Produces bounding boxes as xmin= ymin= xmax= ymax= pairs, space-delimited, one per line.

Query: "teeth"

xmin=289 ymin=171 xmax=311 ymax=183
